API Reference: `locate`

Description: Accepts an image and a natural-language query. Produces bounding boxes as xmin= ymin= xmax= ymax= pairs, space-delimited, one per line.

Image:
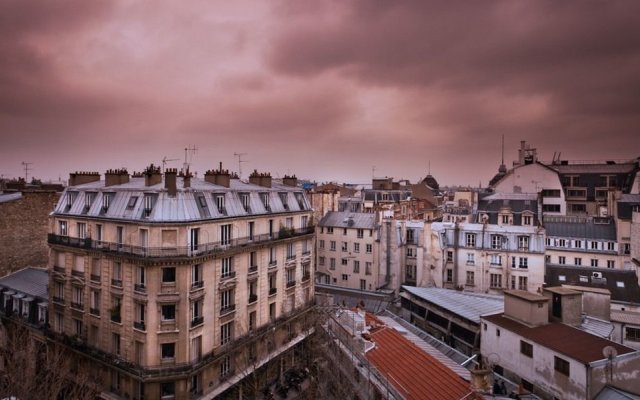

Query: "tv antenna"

xmin=603 ymin=345 xmax=618 ymax=383
xmin=21 ymin=161 xmax=33 ymax=182
xmin=234 ymin=152 xmax=248 ymax=179
xmin=162 ymin=156 xmax=179 ymax=173
xmin=183 ymin=145 xmax=198 ymax=173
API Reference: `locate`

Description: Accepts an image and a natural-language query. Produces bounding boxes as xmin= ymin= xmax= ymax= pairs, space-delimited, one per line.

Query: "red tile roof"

xmin=483 ymin=314 xmax=635 ymax=364
xmin=365 ymin=324 xmax=479 ymax=400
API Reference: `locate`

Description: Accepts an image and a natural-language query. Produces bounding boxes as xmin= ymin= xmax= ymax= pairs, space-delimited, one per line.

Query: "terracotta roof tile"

xmin=365 ymin=325 xmax=478 ymax=400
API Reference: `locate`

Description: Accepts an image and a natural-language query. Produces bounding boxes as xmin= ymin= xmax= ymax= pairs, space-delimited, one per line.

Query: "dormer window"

xmin=197 ymin=195 xmax=207 ymax=208
xmin=295 ymin=192 xmax=305 ymax=209
xmin=66 ymin=192 xmax=77 ymax=210
xmin=279 ymin=193 xmax=289 ymax=210
xmin=143 ymin=194 xmax=154 ymax=217
xmin=518 ymin=236 xmax=530 ymax=251
xmin=85 ymin=192 xmax=95 ymax=210
xmin=214 ymin=194 xmax=226 ymax=214
xmin=523 ymin=214 xmax=532 ymax=225
xmin=261 ymin=193 xmax=270 ymax=212
xmin=501 ymin=215 xmax=510 ymax=224
xmin=102 ymin=193 xmax=113 ymax=211
xmin=240 ymin=193 xmax=250 ymax=212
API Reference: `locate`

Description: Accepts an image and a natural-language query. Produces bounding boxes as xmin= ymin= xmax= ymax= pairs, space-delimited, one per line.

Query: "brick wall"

xmin=0 ymin=191 xmax=61 ymax=276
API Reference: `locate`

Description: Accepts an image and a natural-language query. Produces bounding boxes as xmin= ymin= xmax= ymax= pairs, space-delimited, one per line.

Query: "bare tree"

xmin=0 ymin=322 xmax=98 ymax=400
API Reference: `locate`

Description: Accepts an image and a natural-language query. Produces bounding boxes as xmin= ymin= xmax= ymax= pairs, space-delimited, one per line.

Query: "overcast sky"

xmin=1 ymin=0 xmax=639 ymax=186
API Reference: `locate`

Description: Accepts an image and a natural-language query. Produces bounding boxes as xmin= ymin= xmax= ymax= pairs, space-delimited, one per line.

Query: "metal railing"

xmin=48 ymin=226 xmax=314 ymax=260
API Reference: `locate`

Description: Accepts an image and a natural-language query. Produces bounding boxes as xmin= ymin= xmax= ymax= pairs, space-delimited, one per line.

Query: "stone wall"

xmin=0 ymin=191 xmax=61 ymax=276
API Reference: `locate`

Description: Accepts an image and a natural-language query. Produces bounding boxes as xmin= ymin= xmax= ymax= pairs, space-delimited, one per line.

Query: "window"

xmin=112 ymin=333 xmax=121 ymax=355
xmin=466 ymin=271 xmax=475 ymax=285
xmin=143 ymin=194 xmax=154 ymax=216
xmin=319 ymin=240 xmax=325 ymax=249
xmin=447 ymin=251 xmax=453 ymax=262
xmin=220 ymin=355 xmax=231 ymax=378
xmin=466 ymin=253 xmax=475 ymax=265
xmin=330 ymin=241 xmax=336 ymax=251
xmin=607 ymin=260 xmax=615 ymax=269
xmin=607 ymin=242 xmax=615 ymax=251
xmin=571 ymin=203 xmax=586 ymax=212
xmin=71 ymin=286 xmax=84 ymax=309
xmin=191 ymin=300 xmax=202 ymax=326
xmin=162 ymin=267 xmax=176 ymax=283
xmin=360 ymin=279 xmax=366 ymax=290
xmin=329 ymin=258 xmax=336 ymax=270
xmin=353 ymin=260 xmax=360 ymax=273
xmin=366 ymin=244 xmax=372 ymax=254
xmin=220 ymin=224 xmax=232 ymax=245
xmin=354 ymin=243 xmax=360 ymax=253
xmin=554 ymin=356 xmax=570 ymax=376
xmin=160 ymin=382 xmax=175 ymax=399
xmin=221 ymin=322 xmax=233 ymax=345
xmin=616 ymin=281 xmax=625 ymax=288
xmin=215 ymin=194 xmax=226 ymax=214
xmin=357 ymin=229 xmax=364 ymax=239
xmin=73 ymin=318 xmax=83 ymax=336
xmin=490 ymin=274 xmax=502 ymax=288
xmin=135 ymin=302 xmax=146 ymax=330
xmin=268 ymin=273 xmax=277 ymax=294
xmin=496 ymin=328 xmax=500 ymax=337
xmin=261 ymin=192 xmax=270 ymax=211
xmin=327 ymin=227 xmax=334 ymax=234
xmin=574 ymin=240 xmax=582 ymax=249
xmin=574 ymin=257 xmax=582 ymax=266
xmin=286 ymin=217 xmax=293 ymax=229
xmin=240 ymin=193 xmax=250 ymax=212
xmin=221 ymin=257 xmax=233 ymax=278
xmin=192 ymin=264 xmax=203 ymax=288
xmin=161 ymin=343 xmax=175 ymax=360
xmin=279 ymin=192 xmax=288 ymax=209
xmin=59 ymin=221 xmax=68 ymax=236
xmin=523 ymin=215 xmax=532 ymax=225
xmin=161 ymin=304 xmax=176 ymax=321
xmin=446 ymin=269 xmax=453 ymax=282
xmin=625 ymin=327 xmax=640 ymax=342
xmin=502 ymin=215 xmax=510 ymax=224
xmin=623 ymin=243 xmax=631 ymax=255
xmin=406 ymin=229 xmax=415 ymax=244
xmin=365 ymin=262 xmax=372 ymax=275
xmin=558 ymin=256 xmax=566 ymax=265
xmin=543 ymin=204 xmax=561 ymax=212
xmin=90 ymin=290 xmax=100 ymax=315
xmin=341 ymin=258 xmax=348 ymax=266
xmin=541 ymin=189 xmax=561 ymax=197
xmin=558 ymin=275 xmax=566 ymax=282
xmin=287 ymin=243 xmax=295 ymax=259
xmin=269 ymin=302 xmax=276 ymax=322
xmin=518 ymin=236 xmax=529 ymax=251
xmin=112 ymin=262 xmax=122 ymax=287
xmin=520 ymin=341 xmax=533 ymax=357
xmin=406 ymin=247 xmax=415 ymax=257
xmin=591 ymin=259 xmax=598 ymax=267
xmin=103 ymin=193 xmax=112 ymax=210
xmin=518 ymin=257 xmax=528 ymax=269
xmin=490 ymin=254 xmax=502 ymax=266
xmin=269 ymin=247 xmax=276 ymax=265
xmin=518 ymin=276 xmax=528 ymax=291
xmin=342 ymin=274 xmax=348 ymax=281
xmin=591 ymin=241 xmax=598 ymax=250
xmin=220 ymin=289 xmax=234 ymax=313
xmin=491 ymin=235 xmax=503 ymax=250
xmin=111 ymin=296 xmax=122 ymax=322
xmin=341 ymin=242 xmax=348 ymax=252
xmin=77 ymin=223 xmax=86 ymax=239
xmin=249 ymin=311 xmax=257 ymax=333
xmin=319 ymin=256 xmax=325 ymax=266
xmin=465 ymin=233 xmax=476 ymax=247
xmin=127 ymin=196 xmax=138 ymax=209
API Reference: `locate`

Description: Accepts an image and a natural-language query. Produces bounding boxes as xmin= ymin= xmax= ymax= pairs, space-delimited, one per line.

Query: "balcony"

xmin=134 ymin=283 xmax=146 ymax=293
xmin=268 ymin=260 xmax=277 ymax=268
xmin=248 ymin=265 xmax=258 ymax=274
xmin=71 ymin=270 xmax=85 ymax=278
xmin=286 ymin=280 xmax=296 ymax=288
xmin=47 ymin=226 xmax=315 ymax=260
xmin=111 ymin=279 xmax=122 ymax=288
xmin=220 ymin=304 xmax=236 ymax=316
xmin=89 ymin=307 xmax=100 ymax=316
xmin=111 ymin=313 xmax=121 ymax=323
xmin=191 ymin=280 xmax=204 ymax=290
xmin=221 ymin=271 xmax=236 ymax=281
xmin=70 ymin=302 xmax=84 ymax=311
xmin=191 ymin=316 xmax=203 ymax=328
xmin=248 ymin=294 xmax=258 ymax=304
xmin=134 ymin=321 xmax=146 ymax=331
xmin=53 ymin=265 xmax=66 ymax=274
xmin=90 ymin=274 xmax=101 ymax=283
xmin=302 ymin=272 xmax=311 ymax=281
xmin=269 ymin=288 xmax=277 ymax=296
xmin=53 ymin=296 xmax=64 ymax=304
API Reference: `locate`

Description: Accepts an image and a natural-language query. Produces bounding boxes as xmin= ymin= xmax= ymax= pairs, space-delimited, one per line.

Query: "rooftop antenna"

xmin=498 ymin=135 xmax=507 ymax=174
xmin=161 ymin=156 xmax=179 ymax=173
xmin=21 ymin=161 xmax=33 ymax=182
xmin=183 ymin=145 xmax=198 ymax=174
xmin=234 ymin=152 xmax=248 ymax=179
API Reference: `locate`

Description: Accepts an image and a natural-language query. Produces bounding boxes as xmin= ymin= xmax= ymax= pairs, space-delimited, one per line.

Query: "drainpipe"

xmin=453 ymin=221 xmax=460 ymax=287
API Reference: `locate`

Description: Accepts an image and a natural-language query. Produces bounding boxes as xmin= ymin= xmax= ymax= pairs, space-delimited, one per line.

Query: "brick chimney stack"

xmin=181 ymin=168 xmax=193 ymax=188
xmin=105 ymin=169 xmax=130 ymax=187
xmin=144 ymin=164 xmax=162 ymax=186
xmin=249 ymin=170 xmax=272 ymax=188
xmin=69 ymin=171 xmax=100 ymax=187
xmin=165 ymin=168 xmax=177 ymax=196
xmin=282 ymin=174 xmax=298 ymax=187
xmin=204 ymin=162 xmax=231 ymax=188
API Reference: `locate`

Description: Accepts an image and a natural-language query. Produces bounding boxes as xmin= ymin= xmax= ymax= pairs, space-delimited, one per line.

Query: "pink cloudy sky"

xmin=1 ymin=0 xmax=639 ymax=186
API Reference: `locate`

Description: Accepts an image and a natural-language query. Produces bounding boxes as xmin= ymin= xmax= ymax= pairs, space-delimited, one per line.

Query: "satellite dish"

xmin=603 ymin=346 xmax=618 ymax=360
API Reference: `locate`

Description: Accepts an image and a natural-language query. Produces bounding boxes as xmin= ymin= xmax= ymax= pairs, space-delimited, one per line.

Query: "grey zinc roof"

xmin=544 ymin=216 xmax=617 ymax=240
xmin=54 ymin=177 xmax=309 ymax=222
xmin=552 ymin=162 xmax=637 ymax=174
xmin=0 ymin=192 xmax=22 ymax=203
xmin=595 ymin=385 xmax=640 ymax=400
xmin=0 ymin=267 xmax=48 ymax=299
xmin=579 ymin=316 xmax=614 ymax=338
xmin=317 ymin=211 xmax=376 ymax=230
xmin=401 ymin=286 xmax=504 ymax=324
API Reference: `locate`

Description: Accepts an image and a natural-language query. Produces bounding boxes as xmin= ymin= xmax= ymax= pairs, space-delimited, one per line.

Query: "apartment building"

xmin=481 ymin=290 xmax=640 ymax=399
xmin=47 ymin=166 xmax=315 ymax=399
xmin=315 ymin=212 xmax=377 ymax=291
xmin=433 ymin=220 xmax=545 ymax=295
xmin=544 ymin=216 xmax=627 ymax=271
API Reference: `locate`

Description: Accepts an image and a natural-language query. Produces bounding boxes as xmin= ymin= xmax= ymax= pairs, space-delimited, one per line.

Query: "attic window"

xmin=198 ymin=196 xmax=207 ymax=208
xmin=66 ymin=192 xmax=78 ymax=209
xmin=617 ymin=281 xmax=625 ymax=288
xmin=85 ymin=192 xmax=96 ymax=209
xmin=558 ymin=275 xmax=566 ymax=282
xmin=127 ymin=196 xmax=138 ymax=209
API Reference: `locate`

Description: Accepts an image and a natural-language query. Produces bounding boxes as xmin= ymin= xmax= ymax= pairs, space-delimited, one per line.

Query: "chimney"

xmin=182 ymin=168 xmax=193 ymax=188
xmin=105 ymin=168 xmax=130 ymax=187
xmin=165 ymin=168 xmax=177 ymax=196
xmin=204 ymin=162 xmax=231 ymax=188
xmin=283 ymin=174 xmax=298 ymax=187
xmin=144 ymin=164 xmax=162 ymax=186
xmin=69 ymin=171 xmax=100 ymax=187
xmin=249 ymin=170 xmax=272 ymax=188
